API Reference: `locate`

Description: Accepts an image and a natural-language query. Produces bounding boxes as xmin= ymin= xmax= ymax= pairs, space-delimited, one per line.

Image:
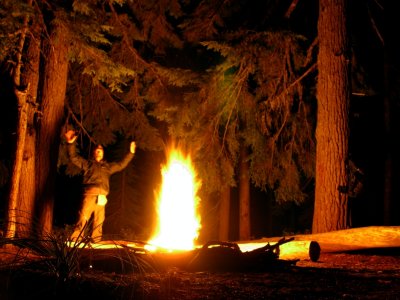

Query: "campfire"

xmin=140 ymin=146 xmax=311 ymax=270
xmin=73 ymin=145 xmax=319 ymax=272
xmin=146 ymin=147 xmax=201 ymax=252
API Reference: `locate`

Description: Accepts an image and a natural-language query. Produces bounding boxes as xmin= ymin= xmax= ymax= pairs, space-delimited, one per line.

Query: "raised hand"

xmin=130 ymin=141 xmax=136 ymax=154
xmin=65 ymin=130 xmax=78 ymax=144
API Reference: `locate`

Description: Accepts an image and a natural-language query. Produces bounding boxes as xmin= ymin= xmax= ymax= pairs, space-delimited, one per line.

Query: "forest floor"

xmin=0 ymin=226 xmax=399 ymax=299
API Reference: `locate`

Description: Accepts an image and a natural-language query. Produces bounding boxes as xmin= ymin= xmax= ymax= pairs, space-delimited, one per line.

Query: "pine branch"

xmin=284 ymin=0 xmax=300 ymax=18
xmin=367 ymin=4 xmax=383 ymax=45
xmin=108 ymin=3 xmax=166 ymax=88
xmin=262 ymin=63 xmax=316 ymax=108
xmin=97 ymin=82 xmax=130 ymax=112
xmin=66 ymin=103 xmax=96 ymax=144
xmin=305 ymin=37 xmax=318 ymax=66
xmin=219 ymin=63 xmax=249 ymax=153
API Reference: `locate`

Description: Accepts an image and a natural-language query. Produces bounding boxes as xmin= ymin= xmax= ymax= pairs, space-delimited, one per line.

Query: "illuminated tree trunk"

xmin=239 ymin=146 xmax=250 ymax=240
xmin=313 ymin=0 xmax=350 ymax=233
xmin=35 ymin=23 xmax=68 ymax=235
xmin=218 ymin=186 xmax=231 ymax=241
xmin=6 ymin=90 xmax=28 ymax=239
xmin=16 ymin=22 xmax=41 ymax=238
xmin=5 ymin=3 xmax=31 ymax=239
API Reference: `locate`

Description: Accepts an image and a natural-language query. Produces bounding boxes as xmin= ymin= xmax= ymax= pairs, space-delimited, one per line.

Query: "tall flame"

xmin=148 ymin=148 xmax=201 ymax=251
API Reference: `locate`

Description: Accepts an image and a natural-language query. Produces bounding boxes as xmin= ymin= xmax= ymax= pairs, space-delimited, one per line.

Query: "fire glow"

xmin=147 ymin=148 xmax=201 ymax=251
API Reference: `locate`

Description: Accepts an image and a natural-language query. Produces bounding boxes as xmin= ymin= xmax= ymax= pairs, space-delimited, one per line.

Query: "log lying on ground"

xmin=238 ymin=239 xmax=320 ymax=261
xmin=294 ymin=226 xmax=400 ymax=252
xmin=237 ymin=226 xmax=400 ymax=260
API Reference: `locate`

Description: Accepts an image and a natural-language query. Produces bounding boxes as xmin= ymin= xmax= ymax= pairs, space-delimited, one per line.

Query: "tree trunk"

xmin=35 ymin=23 xmax=69 ymax=236
xmin=383 ymin=53 xmax=392 ymax=225
xmin=313 ymin=0 xmax=350 ymax=233
xmin=16 ymin=22 xmax=41 ymax=238
xmin=6 ymin=90 xmax=28 ymax=239
xmin=382 ymin=2 xmax=393 ymax=225
xmin=239 ymin=146 xmax=250 ymax=240
xmin=5 ymin=4 xmax=31 ymax=239
xmin=218 ymin=186 xmax=231 ymax=241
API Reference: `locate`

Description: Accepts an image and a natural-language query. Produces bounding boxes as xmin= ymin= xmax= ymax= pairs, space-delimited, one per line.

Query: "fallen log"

xmin=238 ymin=226 xmax=400 ymax=259
xmin=238 ymin=239 xmax=321 ymax=261
xmin=187 ymin=238 xmax=298 ymax=272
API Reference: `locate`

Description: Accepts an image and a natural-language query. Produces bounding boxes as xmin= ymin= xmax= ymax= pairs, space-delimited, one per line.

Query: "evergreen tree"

xmin=1 ymin=0 xmax=183 ymax=237
xmin=130 ymin=1 xmax=316 ymax=240
xmin=158 ymin=28 xmax=315 ymax=239
xmin=0 ymin=0 xmax=38 ymax=238
xmin=313 ymin=0 xmax=350 ymax=233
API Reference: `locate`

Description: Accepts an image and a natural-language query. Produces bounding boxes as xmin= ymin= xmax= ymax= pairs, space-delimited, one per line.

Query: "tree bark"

xmin=313 ymin=0 xmax=350 ymax=233
xmin=5 ymin=3 xmax=32 ymax=239
xmin=239 ymin=146 xmax=250 ymax=240
xmin=383 ymin=53 xmax=392 ymax=225
xmin=35 ymin=22 xmax=69 ymax=236
xmin=218 ymin=186 xmax=231 ymax=241
xmin=6 ymin=90 xmax=28 ymax=239
xmin=16 ymin=21 xmax=41 ymax=238
xmin=382 ymin=2 xmax=393 ymax=225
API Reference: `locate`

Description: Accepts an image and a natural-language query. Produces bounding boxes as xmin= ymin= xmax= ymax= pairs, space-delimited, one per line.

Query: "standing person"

xmin=64 ymin=129 xmax=136 ymax=242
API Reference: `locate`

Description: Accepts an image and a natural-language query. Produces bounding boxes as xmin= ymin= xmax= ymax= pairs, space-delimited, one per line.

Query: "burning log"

xmin=187 ymin=241 xmax=243 ymax=271
xmin=70 ymin=237 xmax=321 ymax=274
xmin=187 ymin=238 xmax=299 ymax=272
xmin=68 ymin=236 xmax=321 ymax=274
xmin=67 ymin=226 xmax=400 ymax=274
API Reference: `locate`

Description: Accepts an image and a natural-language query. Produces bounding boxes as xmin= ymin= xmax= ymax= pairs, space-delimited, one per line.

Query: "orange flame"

xmin=147 ymin=148 xmax=201 ymax=251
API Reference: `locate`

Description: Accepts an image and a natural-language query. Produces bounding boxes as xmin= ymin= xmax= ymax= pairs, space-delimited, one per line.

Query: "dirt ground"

xmin=1 ymin=246 xmax=399 ymax=299
xmin=1 ymin=226 xmax=400 ymax=299
xmin=140 ymin=249 xmax=400 ymax=299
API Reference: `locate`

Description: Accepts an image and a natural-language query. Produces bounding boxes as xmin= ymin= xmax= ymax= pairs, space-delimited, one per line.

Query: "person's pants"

xmin=71 ymin=194 xmax=106 ymax=242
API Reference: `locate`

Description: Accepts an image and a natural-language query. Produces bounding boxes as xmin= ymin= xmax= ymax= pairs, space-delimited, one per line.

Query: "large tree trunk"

xmin=5 ymin=4 xmax=32 ymax=239
xmin=6 ymin=91 xmax=28 ymax=239
xmin=218 ymin=186 xmax=231 ymax=241
xmin=382 ymin=3 xmax=393 ymax=225
xmin=383 ymin=50 xmax=392 ymax=225
xmin=313 ymin=0 xmax=350 ymax=233
xmin=16 ymin=22 xmax=41 ymax=238
xmin=239 ymin=146 xmax=250 ymax=240
xmin=35 ymin=22 xmax=69 ymax=236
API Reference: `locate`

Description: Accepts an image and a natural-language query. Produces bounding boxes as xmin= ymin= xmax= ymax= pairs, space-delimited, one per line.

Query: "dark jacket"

xmin=67 ymin=143 xmax=134 ymax=195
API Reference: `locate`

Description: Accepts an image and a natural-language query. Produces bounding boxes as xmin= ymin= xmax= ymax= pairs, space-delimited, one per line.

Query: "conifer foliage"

xmin=1 ymin=0 xmax=317 ymax=239
xmin=182 ymin=31 xmax=315 ymax=203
